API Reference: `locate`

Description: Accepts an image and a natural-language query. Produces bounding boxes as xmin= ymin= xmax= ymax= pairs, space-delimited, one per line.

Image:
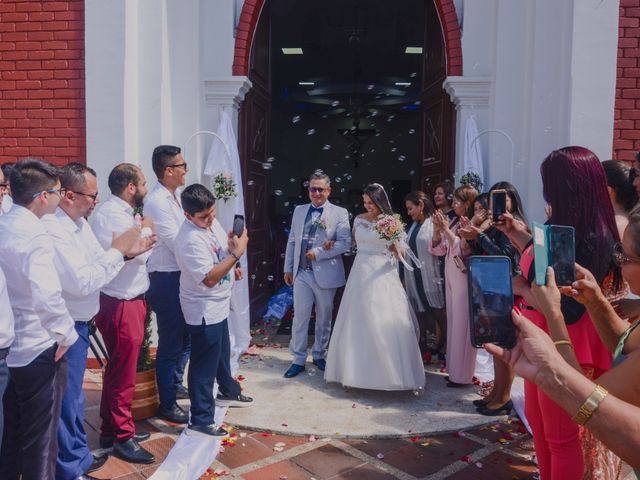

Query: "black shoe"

xmin=312 ymin=358 xmax=326 ymax=371
xmin=284 ymin=364 xmax=305 ymax=378
xmin=112 ymin=438 xmax=155 ymax=464
xmin=158 ymin=403 xmax=189 ymax=423
xmin=99 ymin=431 xmax=151 ymax=449
xmin=472 ymin=398 xmax=490 ymax=408
xmin=477 ymin=400 xmax=513 ymax=416
xmin=187 ymin=424 xmax=228 ymax=438
xmin=87 ymin=452 xmax=108 ymax=473
xmin=175 ymin=385 xmax=189 ymax=400
xmin=216 ymin=393 xmax=254 ymax=408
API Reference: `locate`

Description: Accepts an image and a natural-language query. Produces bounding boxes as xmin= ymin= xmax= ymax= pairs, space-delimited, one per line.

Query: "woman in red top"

xmin=497 ymin=146 xmax=623 ymax=480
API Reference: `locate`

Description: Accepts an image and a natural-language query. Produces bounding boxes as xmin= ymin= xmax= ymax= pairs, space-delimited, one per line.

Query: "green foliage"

xmin=460 ymin=171 xmax=483 ymax=192
xmin=136 ymin=307 xmax=153 ymax=372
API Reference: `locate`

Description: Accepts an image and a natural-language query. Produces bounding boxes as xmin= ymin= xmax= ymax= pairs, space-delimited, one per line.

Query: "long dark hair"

xmin=541 ymin=146 xmax=621 ymax=286
xmin=602 ymin=160 xmax=638 ymax=213
xmin=404 ymin=190 xmax=435 ymax=217
xmin=489 ymin=181 xmax=528 ymax=224
xmin=364 ymin=183 xmax=393 ymax=215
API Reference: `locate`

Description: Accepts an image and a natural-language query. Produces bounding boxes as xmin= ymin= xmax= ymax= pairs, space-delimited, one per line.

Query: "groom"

xmin=283 ymin=171 xmax=351 ymax=378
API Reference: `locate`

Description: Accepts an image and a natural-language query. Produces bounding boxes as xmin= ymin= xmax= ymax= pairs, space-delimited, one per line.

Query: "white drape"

xmin=204 ymin=110 xmax=252 ymax=374
xmin=463 ymin=114 xmax=484 ymax=187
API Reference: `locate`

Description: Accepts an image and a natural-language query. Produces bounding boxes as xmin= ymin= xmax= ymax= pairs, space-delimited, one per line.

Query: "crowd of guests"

xmin=0 ymin=147 xmax=252 ymax=480
xmin=400 ymin=147 xmax=640 ymax=477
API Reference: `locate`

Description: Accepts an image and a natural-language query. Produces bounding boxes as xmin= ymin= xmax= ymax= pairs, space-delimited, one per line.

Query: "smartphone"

xmin=232 ymin=214 xmax=245 ymax=237
xmin=491 ymin=190 xmax=507 ymax=223
xmin=549 ymin=225 xmax=575 ymax=286
xmin=467 ymin=256 xmax=516 ymax=348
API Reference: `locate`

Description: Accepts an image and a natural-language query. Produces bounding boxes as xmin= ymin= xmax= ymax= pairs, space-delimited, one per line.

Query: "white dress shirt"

xmin=144 ymin=183 xmax=184 ymax=273
xmin=1 ymin=195 xmax=12 ymax=214
xmin=91 ymin=195 xmax=152 ymax=300
xmin=43 ymin=208 xmax=126 ymax=322
xmin=0 ymin=268 xmax=15 ymax=351
xmin=0 ymin=206 xmax=78 ymax=367
xmin=175 ymin=218 xmax=234 ymax=326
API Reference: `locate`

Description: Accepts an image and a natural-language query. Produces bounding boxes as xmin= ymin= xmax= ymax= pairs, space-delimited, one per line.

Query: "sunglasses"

xmin=32 ymin=187 xmax=67 ymax=199
xmin=308 ymin=187 xmax=326 ymax=193
xmin=613 ymin=242 xmax=640 ymax=267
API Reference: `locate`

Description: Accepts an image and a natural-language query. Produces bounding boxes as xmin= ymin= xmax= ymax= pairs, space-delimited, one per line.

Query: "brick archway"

xmin=232 ymin=0 xmax=462 ymax=77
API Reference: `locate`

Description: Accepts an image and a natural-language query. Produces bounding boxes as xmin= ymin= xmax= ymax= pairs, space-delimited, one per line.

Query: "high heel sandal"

xmin=476 ymin=400 xmax=513 ymax=416
xmin=472 ymin=398 xmax=490 ymax=408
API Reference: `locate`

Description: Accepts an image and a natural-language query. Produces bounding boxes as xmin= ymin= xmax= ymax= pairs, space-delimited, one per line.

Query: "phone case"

xmin=533 ymin=222 xmax=575 ymax=286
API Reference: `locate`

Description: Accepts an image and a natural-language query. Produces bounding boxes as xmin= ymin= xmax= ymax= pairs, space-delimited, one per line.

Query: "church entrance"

xmin=237 ymin=0 xmax=458 ymax=317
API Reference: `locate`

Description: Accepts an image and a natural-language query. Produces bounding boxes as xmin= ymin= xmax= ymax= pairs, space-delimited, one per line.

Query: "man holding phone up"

xmin=174 ymin=184 xmax=253 ymax=438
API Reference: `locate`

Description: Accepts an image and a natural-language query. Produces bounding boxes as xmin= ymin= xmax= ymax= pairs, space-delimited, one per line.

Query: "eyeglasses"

xmin=71 ymin=190 xmax=99 ymax=201
xmin=168 ymin=162 xmax=188 ymax=171
xmin=32 ymin=187 xmax=66 ymax=199
xmin=308 ymin=187 xmax=326 ymax=193
xmin=613 ymin=242 xmax=640 ymax=267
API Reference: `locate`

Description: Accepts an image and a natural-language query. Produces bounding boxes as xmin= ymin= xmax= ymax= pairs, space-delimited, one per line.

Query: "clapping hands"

xmin=432 ymin=209 xmax=449 ymax=231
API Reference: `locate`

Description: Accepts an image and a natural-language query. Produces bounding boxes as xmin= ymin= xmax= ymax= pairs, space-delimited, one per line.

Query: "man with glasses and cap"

xmin=0 ymin=159 xmax=78 ymax=479
xmin=283 ymin=171 xmax=351 ymax=378
xmin=143 ymin=145 xmax=191 ymax=424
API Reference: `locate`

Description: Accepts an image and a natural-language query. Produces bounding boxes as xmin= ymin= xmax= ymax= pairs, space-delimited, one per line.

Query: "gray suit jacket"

xmin=284 ymin=201 xmax=352 ymax=289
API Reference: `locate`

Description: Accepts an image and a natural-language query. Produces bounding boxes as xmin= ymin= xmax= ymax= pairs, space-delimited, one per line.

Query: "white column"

xmin=443 ymin=77 xmax=492 ymax=185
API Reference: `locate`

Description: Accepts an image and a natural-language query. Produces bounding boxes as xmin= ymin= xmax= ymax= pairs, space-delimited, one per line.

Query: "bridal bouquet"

xmin=373 ymin=214 xmax=405 ymax=243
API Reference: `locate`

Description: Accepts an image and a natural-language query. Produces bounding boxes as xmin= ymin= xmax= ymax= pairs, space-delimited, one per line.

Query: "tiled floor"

xmin=83 ymin=368 xmax=544 ymax=480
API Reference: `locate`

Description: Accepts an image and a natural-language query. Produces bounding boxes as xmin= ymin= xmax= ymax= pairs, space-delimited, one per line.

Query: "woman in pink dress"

xmin=429 ymin=185 xmax=478 ymax=387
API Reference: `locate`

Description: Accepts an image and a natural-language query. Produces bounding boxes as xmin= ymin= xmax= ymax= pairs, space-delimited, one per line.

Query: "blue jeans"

xmin=186 ymin=319 xmax=240 ymax=426
xmin=56 ymin=322 xmax=92 ymax=480
xmin=147 ymin=271 xmax=191 ymax=408
xmin=0 ymin=356 xmax=8 ymax=451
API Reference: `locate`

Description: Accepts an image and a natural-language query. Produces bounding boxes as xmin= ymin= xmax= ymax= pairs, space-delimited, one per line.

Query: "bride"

xmin=324 ymin=183 xmax=426 ymax=391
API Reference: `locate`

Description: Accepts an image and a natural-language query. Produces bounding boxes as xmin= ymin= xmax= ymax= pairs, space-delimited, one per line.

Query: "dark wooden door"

xmin=420 ymin=0 xmax=456 ymax=193
xmin=238 ymin=2 xmax=272 ymax=317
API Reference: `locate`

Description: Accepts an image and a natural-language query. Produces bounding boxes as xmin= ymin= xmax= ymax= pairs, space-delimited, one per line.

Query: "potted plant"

xmin=132 ymin=307 xmax=160 ymax=420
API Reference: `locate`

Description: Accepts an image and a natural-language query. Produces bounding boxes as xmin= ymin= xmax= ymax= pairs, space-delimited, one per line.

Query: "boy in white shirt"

xmin=174 ymin=184 xmax=252 ymax=437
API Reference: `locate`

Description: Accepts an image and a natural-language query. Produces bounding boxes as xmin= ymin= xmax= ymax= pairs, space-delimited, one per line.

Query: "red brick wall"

xmin=613 ymin=0 xmax=640 ymax=163
xmin=0 ymin=0 xmax=85 ymax=166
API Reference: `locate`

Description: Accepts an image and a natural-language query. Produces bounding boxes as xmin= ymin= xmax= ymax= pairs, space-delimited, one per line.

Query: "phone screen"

xmin=550 ymin=225 xmax=575 ymax=286
xmin=467 ymin=256 xmax=516 ymax=348
xmin=232 ymin=215 xmax=245 ymax=237
xmin=491 ymin=190 xmax=507 ymax=222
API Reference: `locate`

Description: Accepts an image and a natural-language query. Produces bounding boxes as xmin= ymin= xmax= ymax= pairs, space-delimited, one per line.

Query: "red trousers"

xmin=95 ymin=294 xmax=146 ymax=442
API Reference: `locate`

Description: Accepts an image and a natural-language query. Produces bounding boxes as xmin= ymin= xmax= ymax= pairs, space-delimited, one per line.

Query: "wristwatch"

xmin=573 ymin=384 xmax=608 ymax=425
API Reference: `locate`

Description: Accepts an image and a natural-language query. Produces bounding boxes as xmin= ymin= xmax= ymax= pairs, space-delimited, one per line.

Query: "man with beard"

xmin=90 ymin=164 xmax=157 ymax=464
xmin=44 ymin=163 xmax=155 ymax=478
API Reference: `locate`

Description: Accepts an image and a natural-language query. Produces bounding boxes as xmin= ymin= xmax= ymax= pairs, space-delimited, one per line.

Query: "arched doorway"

xmin=237 ymin=0 xmax=461 ymax=315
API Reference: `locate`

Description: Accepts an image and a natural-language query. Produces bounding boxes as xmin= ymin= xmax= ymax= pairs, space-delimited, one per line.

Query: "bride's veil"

xmin=364 ymin=183 xmax=394 ymax=215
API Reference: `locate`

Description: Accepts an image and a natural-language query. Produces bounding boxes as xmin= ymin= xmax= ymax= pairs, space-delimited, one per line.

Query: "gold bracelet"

xmin=572 ymin=384 xmax=608 ymax=426
xmin=554 ymin=340 xmax=574 ymax=350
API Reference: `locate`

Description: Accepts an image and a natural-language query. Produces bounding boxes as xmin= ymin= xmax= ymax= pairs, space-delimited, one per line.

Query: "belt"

xmin=101 ymin=292 xmax=146 ymax=302
xmin=0 ymin=347 xmax=10 ymax=361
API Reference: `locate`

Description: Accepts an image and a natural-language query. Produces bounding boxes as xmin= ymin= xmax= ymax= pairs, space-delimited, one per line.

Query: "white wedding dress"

xmin=324 ymin=216 xmax=426 ymax=390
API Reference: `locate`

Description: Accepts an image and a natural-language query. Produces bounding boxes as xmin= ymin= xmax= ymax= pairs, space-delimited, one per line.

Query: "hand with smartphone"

xmin=467 ymin=255 xmax=516 ymax=348
xmin=228 ymin=214 xmax=249 ymax=259
xmin=490 ymin=189 xmax=507 ymax=224
xmin=533 ymin=222 xmax=576 ymax=286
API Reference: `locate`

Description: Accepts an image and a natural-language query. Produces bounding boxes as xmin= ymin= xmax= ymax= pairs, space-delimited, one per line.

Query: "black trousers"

xmin=186 ymin=319 xmax=241 ymax=426
xmin=0 ymin=345 xmax=67 ymax=480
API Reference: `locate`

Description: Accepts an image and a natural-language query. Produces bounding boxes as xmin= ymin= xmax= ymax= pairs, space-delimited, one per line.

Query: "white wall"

xmin=85 ymin=0 xmax=238 ymax=198
xmin=453 ymin=0 xmax=620 ymax=222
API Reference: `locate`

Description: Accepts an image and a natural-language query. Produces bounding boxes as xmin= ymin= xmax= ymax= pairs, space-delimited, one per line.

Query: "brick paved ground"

xmin=84 ymin=368 xmax=544 ymax=480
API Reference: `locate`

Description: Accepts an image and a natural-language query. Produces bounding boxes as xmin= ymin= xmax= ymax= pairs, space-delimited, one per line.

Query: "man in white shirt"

xmin=144 ymin=145 xmax=190 ymax=424
xmin=44 ymin=163 xmax=155 ymax=480
xmin=90 ymin=164 xmax=156 ymax=465
xmin=174 ymin=184 xmax=252 ymax=438
xmin=0 ymin=267 xmax=15 ymax=453
xmin=0 ymin=159 xmax=78 ymax=480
